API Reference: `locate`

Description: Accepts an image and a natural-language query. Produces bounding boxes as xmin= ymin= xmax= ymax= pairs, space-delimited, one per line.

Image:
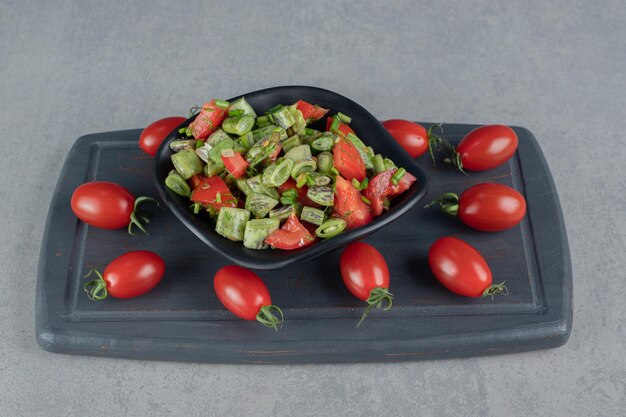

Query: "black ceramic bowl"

xmin=154 ymin=86 xmax=429 ymax=269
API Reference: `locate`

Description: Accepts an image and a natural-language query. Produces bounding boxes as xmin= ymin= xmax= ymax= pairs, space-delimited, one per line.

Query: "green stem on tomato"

xmin=256 ymin=305 xmax=284 ymax=331
xmin=83 ymin=269 xmax=108 ymax=301
xmin=128 ymin=196 xmax=160 ymax=235
xmin=357 ymin=287 xmax=394 ymax=327
xmin=482 ymin=281 xmax=509 ymax=300
xmin=424 ymin=192 xmax=460 ymax=216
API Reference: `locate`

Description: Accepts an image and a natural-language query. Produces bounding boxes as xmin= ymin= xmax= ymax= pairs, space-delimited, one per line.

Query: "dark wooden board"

xmin=36 ymin=124 xmax=572 ymax=364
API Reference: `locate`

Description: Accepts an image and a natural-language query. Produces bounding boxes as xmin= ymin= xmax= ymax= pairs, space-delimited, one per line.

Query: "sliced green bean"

xmin=255 ymin=115 xmax=271 ymax=127
xmin=291 ymin=158 xmax=317 ymax=180
xmin=287 ymin=104 xmax=306 ymax=135
xmin=171 ymin=149 xmax=203 ymax=179
xmin=316 ymin=151 xmax=334 ymax=174
xmin=300 ymin=206 xmax=325 ymax=226
xmin=372 ymin=154 xmax=386 ymax=174
xmin=235 ymin=177 xmax=252 ymax=196
xmin=222 ymin=115 xmax=255 ymax=136
xmin=384 ymin=157 xmax=397 ymax=170
xmin=307 ymin=172 xmax=331 ymax=186
xmin=305 ymin=128 xmax=321 ymax=136
xmin=307 ymin=185 xmax=334 ymax=206
xmin=263 ymin=158 xmax=294 ymax=187
xmin=208 ymin=138 xmax=244 ymax=164
xmin=170 ymin=139 xmax=196 ymax=152
xmin=238 ymin=132 xmax=255 ymax=150
xmin=228 ymin=97 xmax=257 ymax=118
xmin=206 ymin=128 xmax=231 ymax=146
xmin=391 ymin=168 xmax=406 ymax=185
xmin=165 ymin=170 xmax=191 ymax=197
xmin=346 ymin=133 xmax=373 ymax=169
xmin=245 ymin=192 xmax=279 ymax=219
xmin=251 ymin=125 xmax=287 ymax=143
xmin=269 ymin=205 xmax=297 ymax=221
xmin=315 ymin=218 xmax=347 ymax=238
xmin=310 ymin=132 xmax=336 ymax=152
xmin=284 ymin=144 xmax=312 ymax=162
xmin=195 ymin=145 xmax=210 ymax=162
xmin=246 ymin=132 xmax=281 ymax=167
xmin=204 ymin=158 xmax=225 ymax=177
xmin=281 ymin=135 xmax=301 ymax=153
xmin=247 ymin=175 xmax=280 ymax=199
xmin=270 ymin=106 xmax=295 ymax=129
xmin=243 ymin=218 xmax=279 ymax=250
xmin=215 ymin=207 xmax=250 ymax=241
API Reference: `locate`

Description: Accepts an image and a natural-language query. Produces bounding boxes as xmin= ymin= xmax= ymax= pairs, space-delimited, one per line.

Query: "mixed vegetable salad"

xmin=163 ymin=98 xmax=417 ymax=250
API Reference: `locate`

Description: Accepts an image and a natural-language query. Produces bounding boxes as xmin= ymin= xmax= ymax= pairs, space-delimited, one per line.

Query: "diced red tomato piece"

xmin=221 ymin=151 xmax=249 ymax=179
xmin=265 ymin=213 xmax=315 ymax=250
xmin=333 ymin=175 xmax=372 ymax=230
xmin=326 ymin=117 xmax=355 ymax=137
xmin=278 ymin=178 xmax=321 ymax=208
xmin=296 ymin=100 xmax=328 ymax=122
xmin=190 ymin=176 xmax=237 ymax=212
xmin=333 ymin=138 xmax=366 ymax=182
xmin=189 ymin=174 xmax=206 ymax=189
xmin=189 ymin=99 xmax=228 ymax=140
xmin=363 ymin=169 xmax=417 ymax=216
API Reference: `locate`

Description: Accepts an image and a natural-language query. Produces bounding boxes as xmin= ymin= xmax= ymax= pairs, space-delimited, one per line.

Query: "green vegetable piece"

xmin=351 ymin=178 xmax=363 ymax=190
xmin=315 ymin=218 xmax=347 ymax=238
xmin=307 ymin=172 xmax=331 ymax=186
xmin=170 ymin=139 xmax=196 ymax=152
xmin=238 ymin=132 xmax=256 ymax=150
xmin=251 ymin=125 xmax=287 ymax=143
xmin=171 ymin=149 xmax=203 ymax=179
xmin=310 ymin=132 xmax=337 ymax=152
xmin=208 ymin=138 xmax=245 ymax=164
xmin=300 ymin=206 xmax=325 ymax=226
xmin=195 ymin=145 xmax=210 ymax=162
xmin=372 ymin=154 xmax=386 ymax=174
xmin=337 ymin=112 xmax=352 ymax=124
xmin=384 ymin=157 xmax=397 ymax=170
xmin=284 ymin=144 xmax=312 ymax=162
xmin=346 ymin=133 xmax=373 ymax=169
xmin=316 ymin=151 xmax=334 ymax=174
xmin=214 ymin=99 xmax=230 ymax=109
xmin=263 ymin=158 xmax=294 ymax=187
xmin=228 ymin=97 xmax=257 ymax=118
xmin=279 ymin=188 xmax=298 ymax=205
xmin=307 ymin=185 xmax=334 ymax=206
xmin=245 ymin=132 xmax=281 ymax=167
xmin=215 ymin=207 xmax=250 ymax=241
xmin=206 ymin=128 xmax=232 ymax=147
xmin=255 ymin=115 xmax=271 ymax=127
xmin=269 ymin=106 xmax=295 ymax=129
xmin=247 ymin=175 xmax=280 ymax=199
xmin=165 ymin=170 xmax=191 ymax=197
xmin=330 ymin=116 xmax=340 ymax=133
xmin=222 ymin=115 xmax=255 ymax=136
xmin=281 ymin=135 xmax=301 ymax=153
xmin=245 ymin=192 xmax=279 ymax=219
xmin=287 ymin=104 xmax=307 ymax=136
xmin=235 ymin=177 xmax=252 ymax=196
xmin=391 ymin=168 xmax=406 ymax=185
xmin=243 ymin=218 xmax=280 ymax=250
xmin=291 ymin=158 xmax=317 ymax=180
xmin=204 ymin=158 xmax=225 ymax=177
xmin=269 ymin=205 xmax=297 ymax=221
xmin=305 ymin=128 xmax=321 ymax=136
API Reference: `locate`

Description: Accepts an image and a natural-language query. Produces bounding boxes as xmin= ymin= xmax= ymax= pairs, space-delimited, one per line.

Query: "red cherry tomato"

xmin=455 ymin=125 xmax=518 ymax=171
xmin=339 ymin=242 xmax=393 ymax=326
xmin=71 ymin=182 xmax=158 ymax=234
xmin=333 ymin=175 xmax=373 ymax=230
xmin=428 ymin=237 xmax=506 ymax=298
xmin=139 ymin=116 xmax=186 ymax=156
xmin=264 ymin=213 xmax=315 ymax=250
xmin=427 ymin=183 xmax=526 ymax=231
xmin=333 ymin=138 xmax=366 ymax=182
xmin=382 ymin=119 xmax=429 ymax=158
xmin=83 ymin=250 xmax=165 ymax=300
xmin=213 ymin=265 xmax=283 ymax=330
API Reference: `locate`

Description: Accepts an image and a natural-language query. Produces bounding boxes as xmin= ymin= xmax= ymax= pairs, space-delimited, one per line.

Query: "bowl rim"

xmin=153 ymin=85 xmax=429 ymax=269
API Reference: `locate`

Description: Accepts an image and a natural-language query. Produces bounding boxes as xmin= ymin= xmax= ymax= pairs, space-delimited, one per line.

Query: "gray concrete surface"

xmin=1 ymin=0 xmax=625 ymax=416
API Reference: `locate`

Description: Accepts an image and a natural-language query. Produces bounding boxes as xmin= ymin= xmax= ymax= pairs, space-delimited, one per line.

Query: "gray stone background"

xmin=1 ymin=0 xmax=624 ymax=416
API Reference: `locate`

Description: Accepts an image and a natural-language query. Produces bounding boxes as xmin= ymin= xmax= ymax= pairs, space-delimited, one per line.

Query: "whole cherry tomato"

xmin=426 ymin=183 xmax=526 ymax=231
xmin=453 ymin=125 xmax=518 ymax=172
xmin=71 ymin=182 xmax=158 ymax=234
xmin=382 ymin=119 xmax=429 ymax=158
xmin=213 ymin=265 xmax=284 ymax=330
xmin=83 ymin=250 xmax=165 ymax=300
xmin=428 ymin=237 xmax=507 ymax=298
xmin=339 ymin=242 xmax=392 ymax=326
xmin=139 ymin=116 xmax=186 ymax=156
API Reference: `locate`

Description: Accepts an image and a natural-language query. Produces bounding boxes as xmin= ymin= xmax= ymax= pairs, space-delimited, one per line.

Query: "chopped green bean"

xmin=206 ymin=128 xmax=231 ymax=146
xmin=247 ymin=175 xmax=280 ymax=199
xmin=204 ymin=158 xmax=225 ymax=176
xmin=263 ymin=158 xmax=294 ymax=187
xmin=315 ymin=218 xmax=347 ymax=238
xmin=238 ymin=131 xmax=255 ymax=150
xmin=316 ymin=151 xmax=334 ymax=173
xmin=251 ymin=125 xmax=287 ymax=143
xmin=222 ymin=115 xmax=255 ymax=136
xmin=280 ymin=188 xmax=298 ymax=205
xmin=287 ymin=104 xmax=306 ymax=136
xmin=291 ymin=158 xmax=317 ymax=180
xmin=170 ymin=139 xmax=196 ymax=152
xmin=284 ymin=144 xmax=312 ymax=162
xmin=281 ymin=135 xmax=301 ymax=153
xmin=337 ymin=112 xmax=351 ymax=123
xmin=307 ymin=185 xmax=334 ymax=206
xmin=214 ymin=99 xmax=230 ymax=109
xmin=228 ymin=97 xmax=257 ymax=118
xmin=307 ymin=172 xmax=331 ymax=186
xmin=346 ymin=133 xmax=373 ymax=169
xmin=391 ymin=168 xmax=406 ymax=185
xmin=384 ymin=157 xmax=397 ymax=170
xmin=255 ymin=115 xmax=271 ymax=127
xmin=372 ymin=154 xmax=385 ymax=174
xmin=301 ymin=206 xmax=325 ymax=226
xmin=243 ymin=218 xmax=280 ymax=250
xmin=235 ymin=177 xmax=252 ymax=196
xmin=269 ymin=106 xmax=295 ymax=129
xmin=269 ymin=205 xmax=298 ymax=221
xmin=171 ymin=149 xmax=203 ymax=179
xmin=165 ymin=170 xmax=191 ymax=197
xmin=245 ymin=192 xmax=279 ymax=219
xmin=215 ymin=207 xmax=250 ymax=241
xmin=310 ymin=132 xmax=336 ymax=152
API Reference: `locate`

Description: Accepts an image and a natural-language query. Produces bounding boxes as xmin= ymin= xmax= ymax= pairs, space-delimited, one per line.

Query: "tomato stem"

xmin=427 ymin=123 xmax=445 ymax=166
xmin=128 ymin=196 xmax=160 ymax=235
xmin=83 ymin=269 xmax=108 ymax=301
xmin=357 ymin=287 xmax=393 ymax=327
xmin=482 ymin=281 xmax=509 ymax=300
xmin=424 ymin=192 xmax=460 ymax=216
xmin=256 ymin=305 xmax=284 ymax=331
